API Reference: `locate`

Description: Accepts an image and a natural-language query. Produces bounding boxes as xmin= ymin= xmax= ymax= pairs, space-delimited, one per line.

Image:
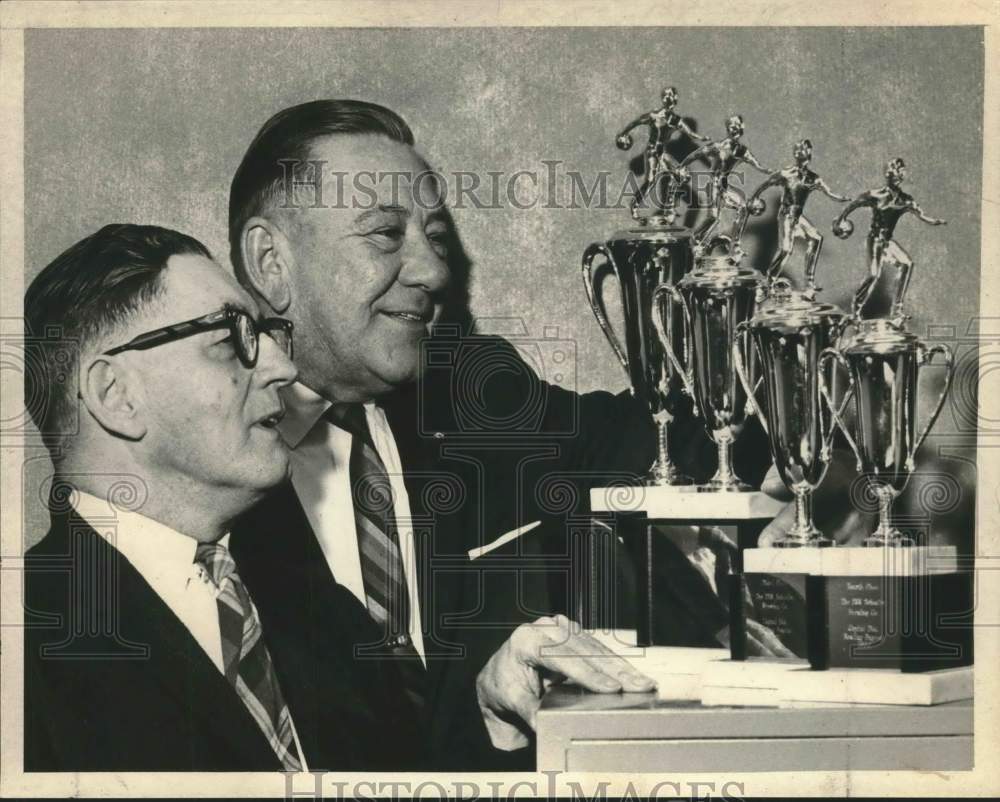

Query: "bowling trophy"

xmin=584 ymin=112 xmax=974 ymax=680
xmin=820 ymin=320 xmax=955 ymax=546
xmin=730 ymin=159 xmax=969 ymax=674
xmin=653 ymin=242 xmax=764 ymax=491
xmin=821 ymin=158 xmax=954 ymax=547
xmin=581 ymin=88 xmax=701 ymax=486
xmin=733 ymin=278 xmax=851 ymax=545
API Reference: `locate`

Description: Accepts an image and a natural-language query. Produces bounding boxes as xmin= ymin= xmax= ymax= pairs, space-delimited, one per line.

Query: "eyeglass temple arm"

xmin=103 ymin=319 xmax=225 ymax=355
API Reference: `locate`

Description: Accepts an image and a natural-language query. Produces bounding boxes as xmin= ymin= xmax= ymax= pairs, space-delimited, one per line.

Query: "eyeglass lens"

xmin=234 ymin=312 xmax=258 ymax=365
xmin=265 ymin=326 xmax=292 ymax=359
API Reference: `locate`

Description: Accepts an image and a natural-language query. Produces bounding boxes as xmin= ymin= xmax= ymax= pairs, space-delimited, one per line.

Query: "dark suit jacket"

xmin=231 ymin=335 xmax=662 ymax=770
xmin=24 ymin=508 xmax=424 ymax=772
xmin=233 ymin=333 xmax=774 ymax=770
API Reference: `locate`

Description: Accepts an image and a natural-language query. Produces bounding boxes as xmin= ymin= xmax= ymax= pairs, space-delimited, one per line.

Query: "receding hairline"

xmin=87 ymin=252 xmax=255 ymax=359
xmin=249 ymin=132 xmax=437 ymax=225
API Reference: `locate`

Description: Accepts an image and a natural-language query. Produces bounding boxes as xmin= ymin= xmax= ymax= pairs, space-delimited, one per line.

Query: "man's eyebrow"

xmin=353 ymin=204 xmax=409 ymax=226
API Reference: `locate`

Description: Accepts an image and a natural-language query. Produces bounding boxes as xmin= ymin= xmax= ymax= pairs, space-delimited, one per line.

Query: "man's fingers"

xmin=746 ymin=619 xmax=795 ymax=658
xmin=757 ymin=501 xmax=795 ymax=548
xmin=760 ymin=464 xmax=792 ymax=500
xmin=499 ymin=680 xmax=545 ymax=731
xmin=526 ymin=615 xmax=656 ymax=693
xmin=560 ymin=627 xmax=657 ymax=692
xmin=745 ymin=632 xmax=768 ymax=657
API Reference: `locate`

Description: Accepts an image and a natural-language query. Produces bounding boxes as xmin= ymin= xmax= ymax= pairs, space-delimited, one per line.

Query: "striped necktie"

xmin=325 ymin=403 xmax=412 ymax=648
xmin=195 ymin=541 xmax=302 ymax=771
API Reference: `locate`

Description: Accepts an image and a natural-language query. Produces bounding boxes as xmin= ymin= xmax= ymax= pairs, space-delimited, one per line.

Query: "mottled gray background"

xmin=22 ymin=27 xmax=984 ymax=546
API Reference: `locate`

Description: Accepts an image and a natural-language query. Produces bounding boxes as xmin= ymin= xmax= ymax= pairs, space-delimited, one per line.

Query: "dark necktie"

xmin=194 ymin=541 xmax=302 ymax=771
xmin=325 ymin=403 xmax=412 ymax=648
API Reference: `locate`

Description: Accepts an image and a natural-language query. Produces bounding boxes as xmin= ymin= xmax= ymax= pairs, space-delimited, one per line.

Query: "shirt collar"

xmin=72 ymin=490 xmax=230 ymax=591
xmin=278 ymin=381 xmax=383 ymax=449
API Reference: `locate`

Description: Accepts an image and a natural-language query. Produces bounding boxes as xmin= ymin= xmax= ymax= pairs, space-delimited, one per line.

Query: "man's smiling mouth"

xmin=384 ymin=310 xmax=430 ymax=323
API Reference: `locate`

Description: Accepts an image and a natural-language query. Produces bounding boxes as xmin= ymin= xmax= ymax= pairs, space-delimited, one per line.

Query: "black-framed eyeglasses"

xmin=103 ymin=305 xmax=294 ymax=368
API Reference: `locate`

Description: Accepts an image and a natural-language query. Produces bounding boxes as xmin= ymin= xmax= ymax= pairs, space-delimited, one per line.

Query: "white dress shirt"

xmin=278 ymin=382 xmax=427 ymax=664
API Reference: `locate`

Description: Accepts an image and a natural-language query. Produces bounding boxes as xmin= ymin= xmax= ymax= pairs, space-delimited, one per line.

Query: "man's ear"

xmin=241 ymin=216 xmax=293 ymax=314
xmin=79 ymin=357 xmax=146 ymax=441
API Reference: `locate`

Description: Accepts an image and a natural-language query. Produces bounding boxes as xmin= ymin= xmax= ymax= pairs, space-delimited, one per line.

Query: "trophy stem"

xmin=774 ymin=487 xmax=833 ymax=547
xmin=701 ymin=434 xmax=751 ymax=492
xmin=646 ymin=416 xmax=693 ymax=487
xmin=864 ymin=485 xmax=912 ymax=547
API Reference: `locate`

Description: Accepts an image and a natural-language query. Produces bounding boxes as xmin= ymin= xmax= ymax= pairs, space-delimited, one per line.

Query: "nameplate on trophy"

xmin=743 ymin=572 xmax=809 ymax=657
xmin=817 ymin=575 xmax=892 ymax=666
xmin=739 ymin=548 xmax=825 ymax=660
xmin=742 ymin=547 xmax=971 ymax=672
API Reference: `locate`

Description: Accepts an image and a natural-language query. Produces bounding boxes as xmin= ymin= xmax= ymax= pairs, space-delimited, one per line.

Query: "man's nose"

xmin=399 ymin=234 xmax=450 ymax=294
xmin=255 ymin=333 xmax=298 ymax=388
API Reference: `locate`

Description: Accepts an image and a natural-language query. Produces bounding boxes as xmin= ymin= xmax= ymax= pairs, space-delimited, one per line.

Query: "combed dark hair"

xmin=24 ymin=224 xmax=212 ymax=452
xmin=228 ymin=99 xmax=414 ymax=283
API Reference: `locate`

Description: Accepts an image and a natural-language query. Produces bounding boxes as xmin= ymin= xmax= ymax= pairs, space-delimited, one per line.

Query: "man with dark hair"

xmin=23 ymin=223 xmax=428 ymax=770
xmin=227 ymin=100 xmax=659 ymax=769
xmin=25 ymin=224 xmax=213 ymax=452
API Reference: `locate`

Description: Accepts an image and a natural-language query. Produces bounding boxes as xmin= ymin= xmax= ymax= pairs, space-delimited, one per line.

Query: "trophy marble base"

xmin=591 ymin=487 xmax=786 ymax=646
xmin=590 ymin=486 xmax=786 ymax=519
xmin=700 ymin=661 xmax=973 ymax=707
xmin=735 ymin=547 xmax=973 ymax=672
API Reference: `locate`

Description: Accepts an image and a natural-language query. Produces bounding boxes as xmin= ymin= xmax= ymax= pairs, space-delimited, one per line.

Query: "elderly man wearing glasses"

xmin=22 ymin=224 xmax=428 ymax=771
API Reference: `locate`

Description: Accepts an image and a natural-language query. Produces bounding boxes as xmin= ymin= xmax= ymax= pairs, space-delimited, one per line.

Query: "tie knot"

xmin=194 ymin=541 xmax=237 ymax=587
xmin=325 ymin=403 xmax=371 ymax=441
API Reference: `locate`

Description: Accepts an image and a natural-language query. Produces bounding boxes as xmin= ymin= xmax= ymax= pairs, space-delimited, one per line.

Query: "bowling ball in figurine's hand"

xmin=748 ymin=197 xmax=765 ymax=216
xmin=616 ymin=134 xmax=633 ymax=150
xmin=833 ymin=218 xmax=854 ymax=239
xmin=674 ymin=165 xmax=690 ymax=184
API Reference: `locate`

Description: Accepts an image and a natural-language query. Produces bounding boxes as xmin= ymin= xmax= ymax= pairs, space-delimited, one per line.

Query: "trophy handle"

xmin=732 ymin=322 xmax=767 ymax=435
xmin=909 ymin=343 xmax=955 ymax=470
xmin=582 ymin=242 xmax=630 ymax=382
xmin=818 ymin=347 xmax=862 ymax=470
xmin=652 ymin=282 xmax=696 ymax=399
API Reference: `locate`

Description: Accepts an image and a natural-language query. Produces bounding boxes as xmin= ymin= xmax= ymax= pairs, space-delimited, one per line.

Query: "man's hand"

xmin=746 ymin=618 xmax=795 ymax=657
xmin=716 ymin=619 xmax=795 ymax=658
xmin=475 ymin=615 xmax=656 ymax=751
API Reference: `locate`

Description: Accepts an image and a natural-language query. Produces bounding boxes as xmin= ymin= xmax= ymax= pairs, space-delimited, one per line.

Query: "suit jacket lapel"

xmin=48 ymin=515 xmax=282 ymax=767
xmin=383 ymin=388 xmax=447 ymax=630
xmin=231 ymin=481 xmax=429 ymax=768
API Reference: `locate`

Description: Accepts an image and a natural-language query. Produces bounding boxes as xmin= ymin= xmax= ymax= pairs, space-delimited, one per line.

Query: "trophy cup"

xmin=581 ymin=88 xmax=702 ymax=486
xmin=734 ymin=280 xmax=850 ymax=545
xmin=729 ymin=156 xmax=970 ymax=677
xmin=820 ymin=158 xmax=953 ymax=547
xmin=820 ymin=321 xmax=954 ymax=546
xmin=653 ymin=242 xmax=764 ymax=491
